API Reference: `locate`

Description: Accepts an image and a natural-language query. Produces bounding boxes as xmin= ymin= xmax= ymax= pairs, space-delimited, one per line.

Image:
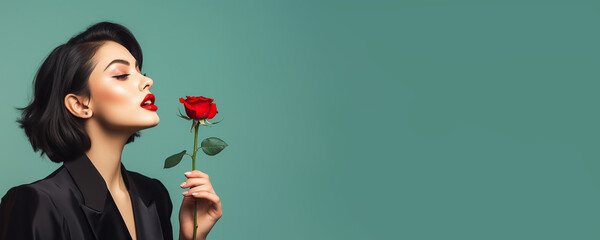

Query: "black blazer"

xmin=0 ymin=153 xmax=173 ymax=240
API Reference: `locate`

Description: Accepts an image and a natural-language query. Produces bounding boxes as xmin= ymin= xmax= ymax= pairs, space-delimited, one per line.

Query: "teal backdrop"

xmin=1 ymin=0 xmax=600 ymax=239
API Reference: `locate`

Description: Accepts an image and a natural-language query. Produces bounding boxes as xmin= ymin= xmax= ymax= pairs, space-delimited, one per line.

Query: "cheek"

xmin=98 ymin=87 xmax=129 ymax=103
xmin=92 ymin=81 xmax=137 ymax=111
xmin=95 ymin=82 xmax=130 ymax=103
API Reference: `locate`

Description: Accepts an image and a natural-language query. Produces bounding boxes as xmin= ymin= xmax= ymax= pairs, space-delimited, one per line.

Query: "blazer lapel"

xmin=121 ymin=162 xmax=164 ymax=240
xmin=63 ymin=154 xmax=164 ymax=240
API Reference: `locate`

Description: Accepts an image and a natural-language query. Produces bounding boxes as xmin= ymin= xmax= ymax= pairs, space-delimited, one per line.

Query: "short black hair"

xmin=16 ymin=21 xmax=144 ymax=163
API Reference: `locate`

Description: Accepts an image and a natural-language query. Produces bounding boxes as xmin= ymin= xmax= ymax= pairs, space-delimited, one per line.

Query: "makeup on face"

xmin=88 ymin=41 xmax=159 ymax=130
xmin=140 ymin=93 xmax=157 ymax=111
xmin=103 ymin=58 xmax=157 ymax=111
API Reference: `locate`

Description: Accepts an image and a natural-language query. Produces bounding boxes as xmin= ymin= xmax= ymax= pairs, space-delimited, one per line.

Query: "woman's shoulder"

xmin=2 ymin=183 xmax=48 ymax=203
xmin=0 ymin=172 xmax=65 ymax=219
xmin=0 ymin=167 xmax=72 ymax=239
xmin=2 ymin=165 xmax=70 ymax=200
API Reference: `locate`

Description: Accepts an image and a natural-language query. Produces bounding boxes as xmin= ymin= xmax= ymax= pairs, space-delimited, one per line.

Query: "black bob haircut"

xmin=16 ymin=21 xmax=143 ymax=163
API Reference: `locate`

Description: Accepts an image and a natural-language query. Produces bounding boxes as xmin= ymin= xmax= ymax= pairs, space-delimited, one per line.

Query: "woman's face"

xmin=87 ymin=41 xmax=159 ymax=133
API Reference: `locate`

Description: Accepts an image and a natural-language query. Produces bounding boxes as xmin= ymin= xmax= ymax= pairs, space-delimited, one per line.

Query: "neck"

xmin=84 ymin=120 xmax=135 ymax=192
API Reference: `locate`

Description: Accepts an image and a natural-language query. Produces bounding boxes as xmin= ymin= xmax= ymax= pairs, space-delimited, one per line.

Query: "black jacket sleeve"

xmin=0 ymin=185 xmax=66 ymax=240
xmin=153 ymin=179 xmax=174 ymax=240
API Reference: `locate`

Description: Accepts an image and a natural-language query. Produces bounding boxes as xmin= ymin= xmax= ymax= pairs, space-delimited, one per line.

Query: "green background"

xmin=1 ymin=0 xmax=600 ymax=239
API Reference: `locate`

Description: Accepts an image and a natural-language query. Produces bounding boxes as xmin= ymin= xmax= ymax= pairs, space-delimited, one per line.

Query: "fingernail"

xmin=180 ymin=182 xmax=186 ymax=187
xmin=182 ymin=191 xmax=188 ymax=195
xmin=185 ymin=172 xmax=191 ymax=175
xmin=192 ymin=192 xmax=198 ymax=196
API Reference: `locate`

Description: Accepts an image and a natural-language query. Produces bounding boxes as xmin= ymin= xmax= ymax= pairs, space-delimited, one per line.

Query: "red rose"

xmin=179 ymin=96 xmax=218 ymax=120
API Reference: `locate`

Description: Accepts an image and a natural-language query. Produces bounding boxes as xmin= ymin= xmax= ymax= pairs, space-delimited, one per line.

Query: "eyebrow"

xmin=104 ymin=59 xmax=137 ymax=72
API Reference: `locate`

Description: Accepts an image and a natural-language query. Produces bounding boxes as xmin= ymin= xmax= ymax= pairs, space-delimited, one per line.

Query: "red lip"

xmin=140 ymin=93 xmax=157 ymax=111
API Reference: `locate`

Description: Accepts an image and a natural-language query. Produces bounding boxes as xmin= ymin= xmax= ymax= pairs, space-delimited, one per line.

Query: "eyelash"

xmin=113 ymin=73 xmax=147 ymax=80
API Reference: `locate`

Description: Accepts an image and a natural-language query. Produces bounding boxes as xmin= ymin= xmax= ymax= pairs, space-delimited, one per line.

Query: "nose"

xmin=141 ymin=74 xmax=153 ymax=91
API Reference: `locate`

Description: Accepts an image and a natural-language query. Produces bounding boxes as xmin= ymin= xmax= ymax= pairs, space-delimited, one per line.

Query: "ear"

xmin=64 ymin=93 xmax=92 ymax=118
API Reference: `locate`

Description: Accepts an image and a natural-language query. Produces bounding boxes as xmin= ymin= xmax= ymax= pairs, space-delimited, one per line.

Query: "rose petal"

xmin=208 ymin=102 xmax=218 ymax=119
xmin=180 ymin=99 xmax=198 ymax=119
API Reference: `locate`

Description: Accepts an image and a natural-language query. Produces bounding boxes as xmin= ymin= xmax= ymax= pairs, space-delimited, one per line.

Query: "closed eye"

xmin=113 ymin=73 xmax=130 ymax=80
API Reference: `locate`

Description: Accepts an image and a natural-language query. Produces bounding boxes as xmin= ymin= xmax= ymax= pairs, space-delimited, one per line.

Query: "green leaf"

xmin=164 ymin=150 xmax=187 ymax=168
xmin=200 ymin=137 xmax=228 ymax=156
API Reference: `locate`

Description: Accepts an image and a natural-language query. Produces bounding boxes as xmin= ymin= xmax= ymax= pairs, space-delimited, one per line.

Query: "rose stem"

xmin=192 ymin=124 xmax=199 ymax=240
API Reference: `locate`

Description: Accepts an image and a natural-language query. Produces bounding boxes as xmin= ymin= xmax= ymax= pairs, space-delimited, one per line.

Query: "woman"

xmin=0 ymin=21 xmax=222 ymax=240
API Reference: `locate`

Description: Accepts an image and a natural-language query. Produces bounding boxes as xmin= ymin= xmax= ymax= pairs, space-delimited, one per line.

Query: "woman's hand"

xmin=178 ymin=170 xmax=223 ymax=240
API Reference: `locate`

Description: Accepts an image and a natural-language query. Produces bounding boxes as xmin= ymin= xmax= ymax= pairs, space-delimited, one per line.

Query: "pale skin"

xmin=63 ymin=40 xmax=222 ymax=240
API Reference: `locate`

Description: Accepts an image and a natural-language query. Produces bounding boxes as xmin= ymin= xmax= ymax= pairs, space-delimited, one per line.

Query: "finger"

xmin=184 ymin=170 xmax=209 ymax=178
xmin=187 ymin=185 xmax=215 ymax=194
xmin=180 ymin=178 xmax=210 ymax=188
xmin=182 ymin=185 xmax=215 ymax=196
xmin=190 ymin=191 xmax=221 ymax=206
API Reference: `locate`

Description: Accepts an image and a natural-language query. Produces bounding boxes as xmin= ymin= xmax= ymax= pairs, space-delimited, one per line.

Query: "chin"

xmin=144 ymin=116 xmax=160 ymax=128
xmin=132 ymin=116 xmax=160 ymax=131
